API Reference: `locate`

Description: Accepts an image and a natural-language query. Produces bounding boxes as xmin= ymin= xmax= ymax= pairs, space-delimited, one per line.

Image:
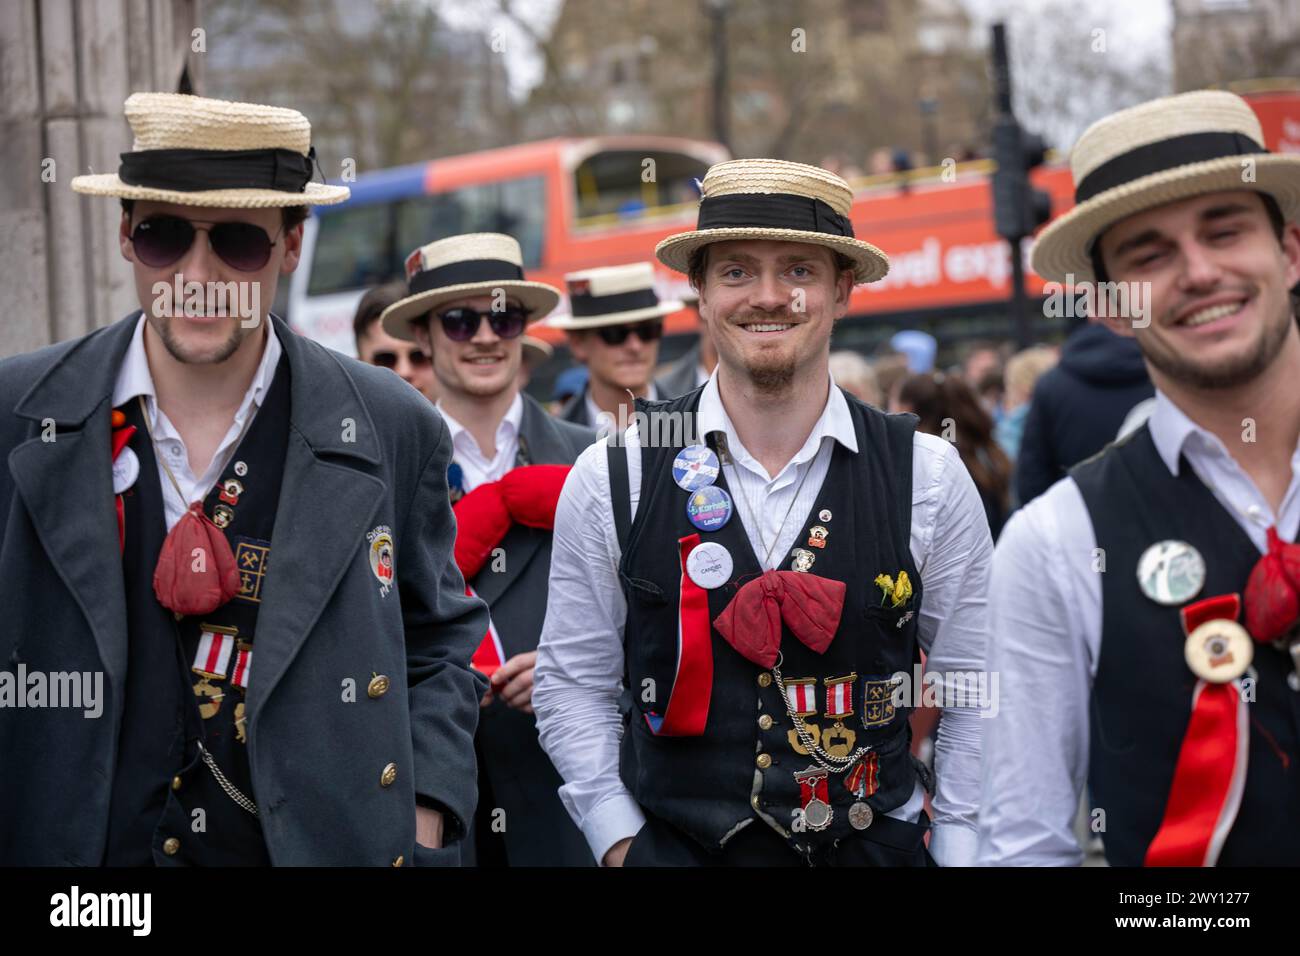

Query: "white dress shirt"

xmin=978 ymin=389 xmax=1300 ymax=866
xmin=111 ymin=315 xmax=282 ymax=532
xmin=587 ymin=382 xmax=658 ymax=434
xmin=437 ymin=392 xmax=524 ymax=493
xmin=534 ymin=370 xmax=993 ymax=865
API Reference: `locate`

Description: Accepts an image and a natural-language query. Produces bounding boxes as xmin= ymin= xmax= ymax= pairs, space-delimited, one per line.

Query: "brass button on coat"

xmin=757 ymin=673 xmax=772 ymax=688
xmin=380 ymin=762 xmax=398 ymax=787
xmin=171 ymin=775 xmax=183 ymax=791
xmin=162 ymin=837 xmax=180 ymax=856
xmin=392 ymin=855 xmax=404 ymax=867
xmin=756 ymin=753 xmax=772 ymax=769
xmin=368 ymin=675 xmax=390 ymax=699
xmin=758 ymin=714 xmax=774 ymax=730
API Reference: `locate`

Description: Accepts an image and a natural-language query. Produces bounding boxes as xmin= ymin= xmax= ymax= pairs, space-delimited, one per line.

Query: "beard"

xmin=730 ymin=311 xmax=799 ymax=394
xmin=148 ymin=312 xmax=248 ymax=365
xmin=1141 ymin=292 xmax=1292 ymax=390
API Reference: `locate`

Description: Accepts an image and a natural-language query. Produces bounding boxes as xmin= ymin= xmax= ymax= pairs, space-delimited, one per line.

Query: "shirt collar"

xmin=697 ymin=368 xmax=858 ymax=475
xmin=1148 ymin=388 xmax=1230 ymax=477
xmin=438 ymin=391 xmax=524 ymax=450
xmin=110 ymin=314 xmax=282 ymax=422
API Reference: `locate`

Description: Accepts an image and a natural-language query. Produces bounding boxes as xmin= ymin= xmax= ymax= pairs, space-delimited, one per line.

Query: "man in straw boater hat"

xmin=549 ymin=262 xmax=681 ymax=431
xmin=980 ymin=90 xmax=1300 ymax=866
xmin=0 ymin=93 xmax=490 ymax=866
xmin=379 ymin=233 xmax=596 ymax=866
xmin=533 ymin=159 xmax=993 ymax=866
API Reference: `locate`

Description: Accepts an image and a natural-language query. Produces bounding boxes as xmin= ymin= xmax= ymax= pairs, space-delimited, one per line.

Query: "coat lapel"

xmin=243 ymin=316 xmax=386 ymax=716
xmin=9 ymin=314 xmax=141 ymax=692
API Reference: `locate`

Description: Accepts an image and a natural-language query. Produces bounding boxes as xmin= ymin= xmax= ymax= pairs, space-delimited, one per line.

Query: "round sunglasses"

xmin=129 ymin=215 xmax=284 ymax=272
xmin=433 ymin=306 xmax=529 ymax=342
xmin=596 ymin=319 xmax=664 ymax=346
xmin=371 ymin=348 xmax=431 ymax=370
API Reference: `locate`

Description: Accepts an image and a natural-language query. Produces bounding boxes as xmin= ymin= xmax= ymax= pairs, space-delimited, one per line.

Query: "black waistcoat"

xmin=617 ymin=388 xmax=923 ymax=852
xmin=1072 ymin=424 xmax=1300 ymax=866
xmin=103 ymin=356 xmax=289 ymax=865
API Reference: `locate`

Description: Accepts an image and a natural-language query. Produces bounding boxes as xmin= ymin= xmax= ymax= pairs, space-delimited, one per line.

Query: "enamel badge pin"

xmin=367 ymin=526 xmax=395 ymax=597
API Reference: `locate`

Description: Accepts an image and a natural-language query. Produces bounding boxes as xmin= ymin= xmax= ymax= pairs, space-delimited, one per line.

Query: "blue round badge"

xmin=686 ymin=485 xmax=733 ymax=532
xmin=672 ymin=444 xmax=720 ymax=492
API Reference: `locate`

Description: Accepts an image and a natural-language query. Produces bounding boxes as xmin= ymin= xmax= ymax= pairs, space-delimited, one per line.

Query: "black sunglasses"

xmin=130 ymin=215 xmax=283 ymax=272
xmin=434 ymin=306 xmax=528 ymax=342
xmin=372 ymin=348 xmax=430 ymax=370
xmin=596 ymin=319 xmax=664 ymax=346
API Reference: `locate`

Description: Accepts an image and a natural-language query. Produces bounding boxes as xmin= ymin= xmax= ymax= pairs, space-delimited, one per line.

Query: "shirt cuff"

xmin=929 ymin=821 xmax=978 ymax=867
xmin=584 ymin=795 xmax=647 ymax=865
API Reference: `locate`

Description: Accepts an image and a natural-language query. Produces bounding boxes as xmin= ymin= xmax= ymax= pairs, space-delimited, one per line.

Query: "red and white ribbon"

xmin=644 ymin=534 xmax=714 ymax=736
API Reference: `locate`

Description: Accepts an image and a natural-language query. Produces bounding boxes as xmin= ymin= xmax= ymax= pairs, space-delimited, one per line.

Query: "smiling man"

xmin=0 ymin=93 xmax=488 ymax=866
xmin=533 ymin=159 xmax=992 ymax=867
xmin=980 ymin=90 xmax=1300 ymax=866
xmin=553 ymin=263 xmax=680 ymax=431
xmin=381 ymin=233 xmax=597 ymax=865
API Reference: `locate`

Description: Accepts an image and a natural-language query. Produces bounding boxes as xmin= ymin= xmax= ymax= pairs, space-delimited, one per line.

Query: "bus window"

xmin=395 ymin=175 xmax=546 ymax=270
xmin=573 ymin=149 xmax=707 ymax=223
xmin=307 ymin=203 xmax=395 ymax=297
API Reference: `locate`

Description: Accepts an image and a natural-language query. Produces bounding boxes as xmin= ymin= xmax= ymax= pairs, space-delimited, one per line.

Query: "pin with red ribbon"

xmin=795 ymin=766 xmax=832 ymax=832
xmin=1145 ymin=593 xmax=1251 ymax=867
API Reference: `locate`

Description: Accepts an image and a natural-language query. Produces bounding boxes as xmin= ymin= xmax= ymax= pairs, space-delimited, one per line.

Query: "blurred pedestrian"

xmin=829 ymin=349 xmax=882 ymax=406
xmin=893 ymin=371 xmax=1012 ymax=538
xmin=1014 ymin=321 xmax=1153 ymax=505
xmin=353 ymin=280 xmax=439 ymax=402
xmin=995 ymin=344 xmax=1058 ymax=461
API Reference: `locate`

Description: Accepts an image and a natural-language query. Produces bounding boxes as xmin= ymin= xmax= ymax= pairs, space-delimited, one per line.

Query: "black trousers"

xmin=624 ymin=810 xmax=938 ymax=867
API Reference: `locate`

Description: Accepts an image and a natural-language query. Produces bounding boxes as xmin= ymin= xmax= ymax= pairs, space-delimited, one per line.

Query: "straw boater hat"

xmin=655 ymin=158 xmax=889 ymax=286
xmin=70 ymin=92 xmax=350 ymax=208
xmin=544 ymin=262 xmax=684 ymax=330
xmin=380 ymin=233 xmax=561 ymax=341
xmin=1031 ymin=90 xmax=1300 ymax=283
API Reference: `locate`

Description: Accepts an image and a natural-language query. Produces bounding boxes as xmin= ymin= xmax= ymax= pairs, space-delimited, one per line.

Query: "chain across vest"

xmin=104 ymin=356 xmax=290 ymax=865
xmin=616 ymin=388 xmax=924 ymax=851
xmin=1072 ymin=424 xmax=1300 ymax=867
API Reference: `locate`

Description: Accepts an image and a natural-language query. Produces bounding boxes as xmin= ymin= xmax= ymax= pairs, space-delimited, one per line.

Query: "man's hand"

xmin=415 ymin=805 xmax=444 ymax=849
xmin=603 ymin=836 xmax=633 ymax=867
xmin=486 ymin=651 xmax=537 ymax=713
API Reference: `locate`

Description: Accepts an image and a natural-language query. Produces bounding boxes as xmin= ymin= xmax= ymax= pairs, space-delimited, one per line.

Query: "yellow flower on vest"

xmin=874 ymin=570 xmax=912 ymax=608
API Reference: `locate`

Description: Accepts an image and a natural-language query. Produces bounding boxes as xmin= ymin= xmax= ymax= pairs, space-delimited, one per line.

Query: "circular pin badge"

xmin=819 ymin=509 xmax=832 ymax=523
xmin=112 ymin=446 xmax=140 ymax=494
xmin=233 ymin=460 xmax=248 ymax=477
xmin=1185 ymin=618 xmax=1253 ymax=683
xmin=686 ymin=541 xmax=734 ymax=590
xmin=672 ymin=444 xmax=720 ymax=492
xmin=1137 ymin=540 xmax=1206 ymax=606
xmin=686 ymin=485 xmax=732 ymax=532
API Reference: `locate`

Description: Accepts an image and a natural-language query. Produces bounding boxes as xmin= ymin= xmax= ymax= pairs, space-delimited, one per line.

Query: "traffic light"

xmin=992 ymin=115 xmax=1052 ymax=241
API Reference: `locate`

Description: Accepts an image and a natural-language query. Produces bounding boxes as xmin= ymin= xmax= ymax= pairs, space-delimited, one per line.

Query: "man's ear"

xmin=279 ymin=222 xmax=304 ymax=275
xmin=119 ymin=210 xmax=135 ymax=262
xmin=1280 ymin=223 xmax=1300 ymax=291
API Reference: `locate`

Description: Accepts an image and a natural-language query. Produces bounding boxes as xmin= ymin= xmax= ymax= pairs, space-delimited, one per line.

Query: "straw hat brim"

xmin=544 ymin=299 xmax=685 ymax=331
xmin=70 ymin=173 xmax=350 ymax=208
xmin=1031 ymin=154 xmax=1300 ymax=283
xmin=380 ymin=280 xmax=561 ymax=342
xmin=656 ymin=227 xmax=889 ymax=285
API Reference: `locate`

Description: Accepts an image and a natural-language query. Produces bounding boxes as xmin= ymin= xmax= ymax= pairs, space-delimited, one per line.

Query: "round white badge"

xmin=1137 ymin=540 xmax=1206 ymax=606
xmin=686 ymin=541 xmax=733 ymax=590
xmin=1185 ymin=618 xmax=1253 ymax=683
xmin=112 ymin=446 xmax=140 ymax=494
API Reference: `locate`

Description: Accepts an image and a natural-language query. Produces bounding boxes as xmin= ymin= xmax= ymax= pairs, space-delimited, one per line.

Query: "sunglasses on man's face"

xmin=596 ymin=319 xmax=664 ymax=346
xmin=371 ymin=348 xmax=431 ymax=370
xmin=434 ymin=306 xmax=528 ymax=342
xmin=129 ymin=214 xmax=283 ymax=272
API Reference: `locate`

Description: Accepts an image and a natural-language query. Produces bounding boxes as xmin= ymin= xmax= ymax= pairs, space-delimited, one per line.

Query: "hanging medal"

xmin=795 ymin=766 xmax=832 ymax=832
xmin=844 ymin=752 xmax=879 ymax=830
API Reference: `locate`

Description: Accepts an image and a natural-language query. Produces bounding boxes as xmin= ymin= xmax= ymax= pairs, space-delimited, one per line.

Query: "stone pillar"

xmin=0 ymin=0 xmax=200 ymax=357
